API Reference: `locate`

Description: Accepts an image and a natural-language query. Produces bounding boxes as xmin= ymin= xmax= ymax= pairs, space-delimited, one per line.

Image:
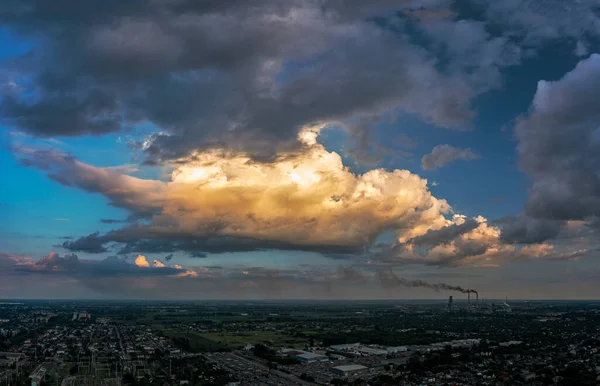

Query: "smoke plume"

xmin=377 ymin=271 xmax=477 ymax=295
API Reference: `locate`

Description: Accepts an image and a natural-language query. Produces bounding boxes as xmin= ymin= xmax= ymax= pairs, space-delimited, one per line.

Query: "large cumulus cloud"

xmin=18 ymin=126 xmax=583 ymax=267
xmin=18 ymin=126 xmax=452 ymax=257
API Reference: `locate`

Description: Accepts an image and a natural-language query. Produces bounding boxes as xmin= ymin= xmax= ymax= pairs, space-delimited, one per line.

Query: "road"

xmin=115 ymin=325 xmax=128 ymax=360
xmin=230 ymin=353 xmax=314 ymax=385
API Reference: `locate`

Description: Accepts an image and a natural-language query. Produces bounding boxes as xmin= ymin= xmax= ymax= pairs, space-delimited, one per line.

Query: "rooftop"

xmin=332 ymin=364 xmax=368 ymax=372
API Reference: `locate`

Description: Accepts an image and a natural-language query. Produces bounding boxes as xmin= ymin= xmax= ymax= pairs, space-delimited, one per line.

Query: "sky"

xmin=1 ymin=0 xmax=600 ymax=300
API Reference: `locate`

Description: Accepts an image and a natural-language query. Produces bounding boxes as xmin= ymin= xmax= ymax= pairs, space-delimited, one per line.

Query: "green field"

xmin=199 ymin=330 xmax=308 ymax=349
xmin=159 ymin=327 xmax=310 ymax=351
xmin=159 ymin=328 xmax=228 ymax=352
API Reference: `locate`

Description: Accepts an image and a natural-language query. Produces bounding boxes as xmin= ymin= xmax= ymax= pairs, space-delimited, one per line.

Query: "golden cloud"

xmin=17 ymin=125 xmax=589 ymax=266
xmin=134 ymin=255 xmax=150 ymax=268
xmin=139 ymin=125 xmax=452 ymax=250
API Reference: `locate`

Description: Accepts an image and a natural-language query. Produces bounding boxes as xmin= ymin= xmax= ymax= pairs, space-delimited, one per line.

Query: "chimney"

xmin=448 ymin=296 xmax=453 ymax=312
xmin=468 ymin=292 xmax=470 ymax=305
xmin=476 ymin=292 xmax=479 ymax=304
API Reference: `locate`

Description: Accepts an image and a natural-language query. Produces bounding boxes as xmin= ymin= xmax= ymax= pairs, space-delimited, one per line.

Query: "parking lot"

xmin=206 ymin=352 xmax=312 ymax=385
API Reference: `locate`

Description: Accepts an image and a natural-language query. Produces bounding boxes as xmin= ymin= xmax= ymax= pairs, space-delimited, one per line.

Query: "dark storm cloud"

xmin=61 ymin=231 xmax=107 ymax=253
xmin=0 ymin=0 xmax=519 ymax=161
xmin=0 ymin=85 xmax=126 ymax=137
xmin=407 ymin=219 xmax=479 ymax=246
xmin=70 ymin=226 xmax=365 ymax=257
xmin=476 ymin=0 xmax=600 ymax=47
xmin=100 ymin=219 xmax=125 ymax=224
xmin=516 ymin=54 xmax=600 ymax=222
xmin=496 ymin=215 xmax=564 ymax=244
xmin=2 ymin=252 xmax=182 ymax=278
xmin=421 ymin=144 xmax=480 ymax=170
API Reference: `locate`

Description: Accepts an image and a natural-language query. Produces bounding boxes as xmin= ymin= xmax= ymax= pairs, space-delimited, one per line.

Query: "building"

xmin=357 ymin=347 xmax=387 ymax=356
xmin=500 ymin=340 xmax=523 ymax=347
xmin=331 ymin=364 xmax=368 ymax=377
xmin=29 ymin=365 xmax=47 ymax=386
xmin=0 ymin=352 xmax=25 ymax=367
xmin=386 ymin=346 xmax=408 ymax=354
xmin=382 ymin=357 xmax=410 ymax=368
xmin=295 ymin=352 xmax=329 ymax=363
xmin=329 ymin=343 xmax=361 ymax=351
xmin=285 ymin=350 xmax=329 ymax=363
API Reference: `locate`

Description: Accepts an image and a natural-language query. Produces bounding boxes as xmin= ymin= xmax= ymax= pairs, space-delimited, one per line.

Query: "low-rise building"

xmin=357 ymin=347 xmax=387 ymax=356
xmin=386 ymin=346 xmax=408 ymax=354
xmin=331 ymin=364 xmax=368 ymax=377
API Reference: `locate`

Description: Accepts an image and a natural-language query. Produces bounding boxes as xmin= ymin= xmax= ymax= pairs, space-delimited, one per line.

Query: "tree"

xmin=331 ymin=378 xmax=347 ymax=385
xmin=122 ymin=373 xmax=138 ymax=386
xmin=253 ymin=343 xmax=273 ymax=358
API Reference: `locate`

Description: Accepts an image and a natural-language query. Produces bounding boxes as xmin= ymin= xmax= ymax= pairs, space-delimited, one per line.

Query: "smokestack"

xmin=468 ymin=291 xmax=470 ymax=304
xmin=448 ymin=296 xmax=453 ymax=312
xmin=475 ymin=291 xmax=479 ymax=304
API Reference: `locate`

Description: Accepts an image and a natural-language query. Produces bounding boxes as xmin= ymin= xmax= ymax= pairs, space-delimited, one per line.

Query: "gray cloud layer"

xmin=497 ymin=215 xmax=564 ymax=244
xmin=3 ymin=252 xmax=182 ymax=278
xmin=0 ymin=0 xmax=522 ymax=162
xmin=408 ymin=219 xmax=480 ymax=247
xmin=516 ymin=54 xmax=600 ymax=221
xmin=61 ymin=232 xmax=108 ymax=253
xmin=421 ymin=144 xmax=480 ymax=170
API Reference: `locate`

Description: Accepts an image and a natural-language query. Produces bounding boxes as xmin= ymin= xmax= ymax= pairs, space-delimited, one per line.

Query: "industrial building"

xmin=329 ymin=343 xmax=361 ymax=351
xmin=386 ymin=346 xmax=408 ymax=354
xmin=357 ymin=347 xmax=387 ymax=356
xmin=330 ymin=364 xmax=368 ymax=377
xmin=329 ymin=343 xmax=394 ymax=356
xmin=285 ymin=350 xmax=329 ymax=363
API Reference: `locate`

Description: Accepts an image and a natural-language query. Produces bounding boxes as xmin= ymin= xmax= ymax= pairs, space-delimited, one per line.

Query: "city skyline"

xmin=2 ymin=0 xmax=600 ymax=299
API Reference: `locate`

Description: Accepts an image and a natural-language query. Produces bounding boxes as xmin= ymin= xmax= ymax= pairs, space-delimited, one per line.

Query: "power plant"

xmin=448 ymin=290 xmax=482 ymax=312
xmin=467 ymin=289 xmax=478 ymax=305
xmin=375 ymin=271 xmax=483 ymax=311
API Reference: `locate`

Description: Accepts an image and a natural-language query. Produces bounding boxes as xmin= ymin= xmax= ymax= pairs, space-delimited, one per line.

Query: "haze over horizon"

xmin=2 ymin=0 xmax=600 ymax=300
